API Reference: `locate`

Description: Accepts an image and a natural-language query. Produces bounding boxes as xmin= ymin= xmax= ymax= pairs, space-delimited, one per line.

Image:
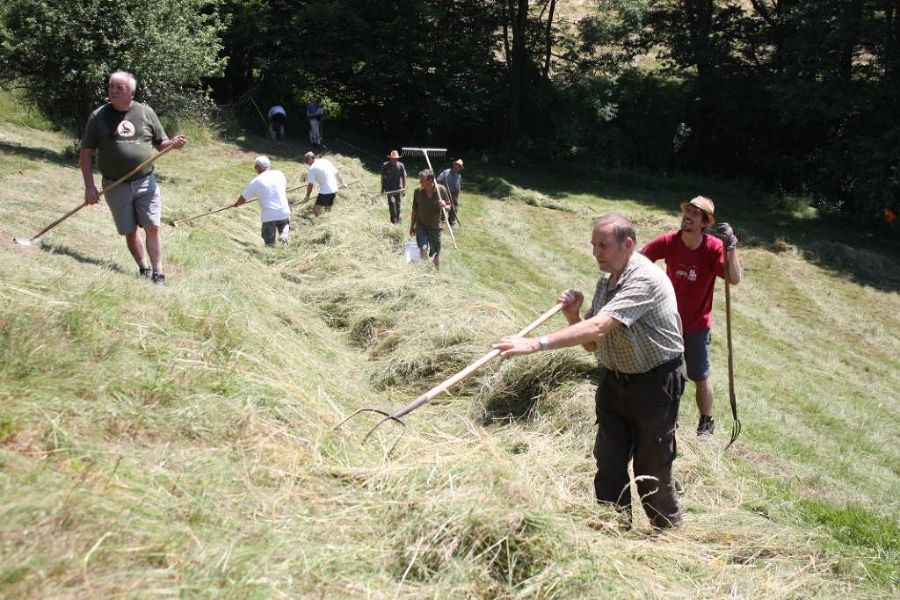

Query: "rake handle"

xmin=22 ymin=146 xmax=175 ymax=243
xmin=389 ymin=302 xmax=565 ymax=420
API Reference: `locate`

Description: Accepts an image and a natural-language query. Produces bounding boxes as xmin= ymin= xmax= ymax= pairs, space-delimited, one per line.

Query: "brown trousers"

xmin=593 ymin=357 xmax=685 ymax=528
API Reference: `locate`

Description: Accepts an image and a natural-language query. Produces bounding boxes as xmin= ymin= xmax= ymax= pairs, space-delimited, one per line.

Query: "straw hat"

xmin=387 ymin=150 xmax=401 ymax=159
xmin=679 ymin=196 xmax=715 ymax=225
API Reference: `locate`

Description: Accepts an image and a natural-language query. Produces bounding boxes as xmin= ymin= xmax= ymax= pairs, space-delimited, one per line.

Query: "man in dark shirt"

xmin=79 ymin=71 xmax=187 ymax=284
xmin=409 ymin=169 xmax=450 ymax=270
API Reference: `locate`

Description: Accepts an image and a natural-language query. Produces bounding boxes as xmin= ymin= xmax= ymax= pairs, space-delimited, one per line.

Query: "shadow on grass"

xmin=474 ymin=162 xmax=900 ymax=293
xmin=40 ymin=243 xmax=128 ymax=275
xmin=0 ymin=140 xmax=74 ymax=169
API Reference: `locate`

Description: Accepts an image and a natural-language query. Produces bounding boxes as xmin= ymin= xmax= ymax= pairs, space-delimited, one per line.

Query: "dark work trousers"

xmin=387 ymin=192 xmax=402 ymax=224
xmin=593 ymin=357 xmax=685 ymax=528
xmin=447 ymin=191 xmax=459 ymax=226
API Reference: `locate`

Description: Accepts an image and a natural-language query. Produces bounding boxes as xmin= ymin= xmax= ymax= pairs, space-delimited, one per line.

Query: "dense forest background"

xmin=1 ymin=0 xmax=898 ymax=226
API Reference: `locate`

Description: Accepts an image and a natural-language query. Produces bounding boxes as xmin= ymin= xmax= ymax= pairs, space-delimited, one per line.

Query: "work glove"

xmin=709 ymin=222 xmax=738 ymax=249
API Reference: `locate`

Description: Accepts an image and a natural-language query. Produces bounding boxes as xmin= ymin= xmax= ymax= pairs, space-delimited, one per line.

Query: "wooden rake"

xmin=14 ymin=146 xmax=175 ymax=246
xmin=334 ymin=302 xmax=564 ymax=455
xmin=401 ymin=147 xmax=457 ymax=249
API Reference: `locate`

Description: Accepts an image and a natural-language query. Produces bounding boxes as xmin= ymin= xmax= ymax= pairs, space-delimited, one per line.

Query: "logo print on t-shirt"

xmin=116 ymin=120 xmax=135 ymax=138
xmin=675 ymin=263 xmax=698 ymax=282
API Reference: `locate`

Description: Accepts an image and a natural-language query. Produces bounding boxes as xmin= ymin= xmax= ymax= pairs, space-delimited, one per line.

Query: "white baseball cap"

xmin=255 ymin=155 xmax=271 ymax=169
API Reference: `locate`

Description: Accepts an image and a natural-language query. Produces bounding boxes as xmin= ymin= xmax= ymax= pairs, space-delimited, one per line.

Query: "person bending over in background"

xmin=409 ymin=169 xmax=450 ymax=270
xmin=267 ymin=105 xmax=286 ymax=141
xmin=494 ymin=214 xmax=686 ymax=529
xmin=641 ymin=196 xmax=742 ymax=436
xmin=79 ymin=70 xmax=187 ymax=285
xmin=303 ymin=151 xmax=344 ymax=217
xmin=234 ymin=155 xmax=290 ymax=246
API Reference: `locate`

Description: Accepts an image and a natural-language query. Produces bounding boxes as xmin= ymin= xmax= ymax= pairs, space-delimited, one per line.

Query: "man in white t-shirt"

xmin=303 ymin=151 xmax=344 ymax=217
xmin=235 ymin=155 xmax=291 ymax=246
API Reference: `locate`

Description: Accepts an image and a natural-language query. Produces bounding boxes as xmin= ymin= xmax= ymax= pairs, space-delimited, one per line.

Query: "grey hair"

xmin=594 ymin=213 xmax=638 ymax=246
xmin=418 ymin=169 xmax=434 ymax=181
xmin=109 ymin=71 xmax=137 ymax=94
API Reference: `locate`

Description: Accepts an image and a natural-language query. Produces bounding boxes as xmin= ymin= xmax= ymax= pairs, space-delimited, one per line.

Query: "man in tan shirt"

xmin=495 ymin=214 xmax=686 ymax=528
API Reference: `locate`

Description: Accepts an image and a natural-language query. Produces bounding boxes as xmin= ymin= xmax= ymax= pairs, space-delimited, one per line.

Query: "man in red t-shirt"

xmin=641 ymin=196 xmax=742 ymax=436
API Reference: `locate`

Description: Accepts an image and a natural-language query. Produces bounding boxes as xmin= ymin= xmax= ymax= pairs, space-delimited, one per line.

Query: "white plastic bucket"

xmin=404 ymin=239 xmax=420 ymax=263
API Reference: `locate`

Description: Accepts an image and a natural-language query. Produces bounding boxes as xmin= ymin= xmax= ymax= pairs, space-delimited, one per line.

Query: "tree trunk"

xmin=506 ymin=0 xmax=529 ymax=143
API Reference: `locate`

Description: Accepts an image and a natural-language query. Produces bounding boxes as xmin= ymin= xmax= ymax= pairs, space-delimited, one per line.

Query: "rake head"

xmin=402 ymin=147 xmax=447 ymax=158
xmin=13 ymin=236 xmax=36 ymax=247
xmin=333 ymin=408 xmax=408 ymax=457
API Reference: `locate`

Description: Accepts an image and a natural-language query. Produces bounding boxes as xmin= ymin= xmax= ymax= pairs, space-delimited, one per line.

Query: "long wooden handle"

xmin=389 ymin=302 xmax=565 ymax=420
xmin=170 ymin=200 xmax=251 ymax=226
xmin=26 ymin=146 xmax=176 ymax=242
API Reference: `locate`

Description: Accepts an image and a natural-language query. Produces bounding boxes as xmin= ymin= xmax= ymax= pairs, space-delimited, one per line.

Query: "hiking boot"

xmin=151 ymin=273 xmax=167 ymax=286
xmin=139 ymin=267 xmax=152 ymax=279
xmin=697 ymin=414 xmax=715 ymax=436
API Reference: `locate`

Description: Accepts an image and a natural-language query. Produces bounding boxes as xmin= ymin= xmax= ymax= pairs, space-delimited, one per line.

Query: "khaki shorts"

xmin=103 ymin=173 xmax=161 ymax=235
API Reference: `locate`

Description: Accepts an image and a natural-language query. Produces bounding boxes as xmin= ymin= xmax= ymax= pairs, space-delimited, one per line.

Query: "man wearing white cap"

xmin=641 ymin=196 xmax=742 ymax=436
xmin=234 ymin=155 xmax=290 ymax=246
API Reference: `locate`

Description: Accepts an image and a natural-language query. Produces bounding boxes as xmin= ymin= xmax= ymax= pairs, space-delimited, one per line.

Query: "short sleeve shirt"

xmin=382 ymin=161 xmax=407 ymax=190
xmin=641 ymin=231 xmax=726 ymax=332
xmin=437 ymin=168 xmax=461 ymax=194
xmin=241 ymin=169 xmax=289 ymax=223
xmin=307 ymin=158 xmax=340 ymax=194
xmin=81 ymin=102 xmax=167 ymax=180
xmin=585 ymin=252 xmax=684 ymax=374
xmin=412 ymin=184 xmax=449 ymax=230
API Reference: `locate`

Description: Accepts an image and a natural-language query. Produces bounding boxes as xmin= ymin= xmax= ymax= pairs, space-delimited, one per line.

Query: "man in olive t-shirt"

xmin=409 ymin=169 xmax=450 ymax=270
xmin=79 ymin=71 xmax=187 ymax=284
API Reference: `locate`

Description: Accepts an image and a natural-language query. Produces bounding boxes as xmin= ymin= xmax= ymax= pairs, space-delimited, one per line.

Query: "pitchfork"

xmin=724 ymin=254 xmax=741 ymax=451
xmin=335 ymin=302 xmax=564 ymax=455
xmin=401 ymin=147 xmax=457 ymax=249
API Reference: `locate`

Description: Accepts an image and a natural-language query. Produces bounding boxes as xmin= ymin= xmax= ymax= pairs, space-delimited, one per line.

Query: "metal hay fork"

xmin=724 ymin=255 xmax=741 ymax=451
xmin=335 ymin=302 xmax=564 ymax=455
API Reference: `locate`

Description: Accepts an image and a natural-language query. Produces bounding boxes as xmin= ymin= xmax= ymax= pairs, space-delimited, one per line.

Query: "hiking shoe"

xmin=697 ymin=415 xmax=715 ymax=436
xmin=151 ymin=273 xmax=167 ymax=286
xmin=139 ymin=267 xmax=152 ymax=278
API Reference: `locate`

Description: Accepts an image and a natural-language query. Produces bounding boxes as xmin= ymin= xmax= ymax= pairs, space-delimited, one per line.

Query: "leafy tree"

xmin=0 ymin=0 xmax=226 ymax=128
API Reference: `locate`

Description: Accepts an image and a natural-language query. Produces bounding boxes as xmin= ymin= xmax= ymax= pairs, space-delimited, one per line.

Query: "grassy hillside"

xmin=1 ymin=97 xmax=898 ymax=598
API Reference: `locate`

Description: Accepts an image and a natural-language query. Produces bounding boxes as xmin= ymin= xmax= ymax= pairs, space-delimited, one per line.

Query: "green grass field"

xmin=1 ymin=94 xmax=898 ymax=598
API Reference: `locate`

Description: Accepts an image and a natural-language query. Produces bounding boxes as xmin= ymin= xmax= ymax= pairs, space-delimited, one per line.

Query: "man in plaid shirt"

xmin=494 ymin=214 xmax=686 ymax=528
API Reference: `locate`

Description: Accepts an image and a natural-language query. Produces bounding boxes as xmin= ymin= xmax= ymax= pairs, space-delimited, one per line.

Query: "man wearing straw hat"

xmin=641 ymin=196 xmax=742 ymax=437
xmin=437 ymin=158 xmax=464 ymax=226
xmin=234 ymin=155 xmax=290 ymax=246
xmin=79 ymin=70 xmax=187 ymax=285
xmin=381 ymin=150 xmax=407 ymax=224
xmin=494 ymin=214 xmax=686 ymax=529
